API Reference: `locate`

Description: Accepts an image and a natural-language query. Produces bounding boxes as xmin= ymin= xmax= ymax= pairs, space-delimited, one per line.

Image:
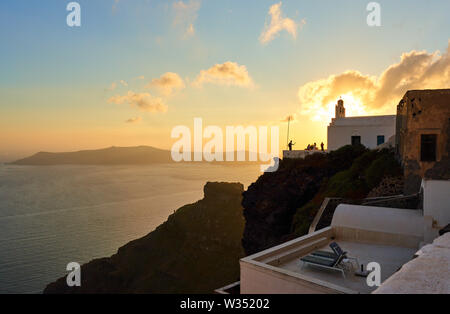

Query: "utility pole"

xmin=286 ymin=116 xmax=291 ymax=149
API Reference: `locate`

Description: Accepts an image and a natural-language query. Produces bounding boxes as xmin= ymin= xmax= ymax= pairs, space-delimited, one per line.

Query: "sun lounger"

xmin=311 ymin=250 xmax=337 ymax=259
xmin=300 ymin=242 xmax=350 ymax=278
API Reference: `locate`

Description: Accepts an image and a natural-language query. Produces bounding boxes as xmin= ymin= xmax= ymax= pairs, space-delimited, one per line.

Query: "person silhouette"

xmin=321 ymin=142 xmax=324 ymax=151
xmin=288 ymin=140 xmax=296 ymax=151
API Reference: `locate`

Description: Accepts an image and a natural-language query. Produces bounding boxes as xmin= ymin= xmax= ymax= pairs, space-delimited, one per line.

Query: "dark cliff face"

xmin=241 ymin=156 xmax=329 ymax=256
xmin=44 ymin=182 xmax=245 ymax=294
xmin=241 ymin=145 xmax=402 ymax=256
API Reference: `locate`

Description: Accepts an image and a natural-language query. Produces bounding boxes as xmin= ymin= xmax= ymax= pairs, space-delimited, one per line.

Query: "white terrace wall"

xmin=240 ymin=228 xmax=354 ymax=294
xmin=331 ymin=204 xmax=424 ymax=248
xmin=422 ymin=180 xmax=450 ymax=242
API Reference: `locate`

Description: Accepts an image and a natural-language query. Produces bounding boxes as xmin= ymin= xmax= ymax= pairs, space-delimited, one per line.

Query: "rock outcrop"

xmin=44 ymin=182 xmax=245 ymax=294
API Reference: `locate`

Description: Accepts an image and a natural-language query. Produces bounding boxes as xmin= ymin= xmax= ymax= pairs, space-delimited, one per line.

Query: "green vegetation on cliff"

xmin=44 ymin=182 xmax=244 ymax=294
xmin=291 ymin=147 xmax=402 ymax=236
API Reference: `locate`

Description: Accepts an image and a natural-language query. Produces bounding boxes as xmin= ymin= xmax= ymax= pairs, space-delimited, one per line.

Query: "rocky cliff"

xmin=44 ymin=182 xmax=245 ymax=294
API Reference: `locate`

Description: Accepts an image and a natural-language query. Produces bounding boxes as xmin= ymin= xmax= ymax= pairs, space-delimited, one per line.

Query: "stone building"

xmin=396 ymin=89 xmax=450 ymax=193
xmin=327 ymin=100 xmax=396 ymax=151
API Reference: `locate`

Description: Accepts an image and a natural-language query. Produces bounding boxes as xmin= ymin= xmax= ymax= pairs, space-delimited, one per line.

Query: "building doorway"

xmin=351 ymin=136 xmax=361 ymax=146
xmin=420 ymin=134 xmax=437 ymax=162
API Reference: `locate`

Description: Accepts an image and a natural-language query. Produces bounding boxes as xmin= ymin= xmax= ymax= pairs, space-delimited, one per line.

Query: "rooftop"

xmin=241 ymin=225 xmax=417 ymax=294
xmin=240 ymin=204 xmax=425 ymax=294
xmin=329 ymin=115 xmax=396 ymax=127
xmin=278 ymin=240 xmax=415 ymax=294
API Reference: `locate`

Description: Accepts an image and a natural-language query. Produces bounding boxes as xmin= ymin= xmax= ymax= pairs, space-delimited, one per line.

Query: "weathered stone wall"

xmin=362 ymin=194 xmax=421 ymax=210
xmin=367 ymin=176 xmax=404 ymax=198
xmin=396 ymin=89 xmax=450 ymax=194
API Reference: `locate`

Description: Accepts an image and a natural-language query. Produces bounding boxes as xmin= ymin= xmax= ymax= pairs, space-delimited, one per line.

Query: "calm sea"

xmin=0 ymin=164 xmax=260 ymax=293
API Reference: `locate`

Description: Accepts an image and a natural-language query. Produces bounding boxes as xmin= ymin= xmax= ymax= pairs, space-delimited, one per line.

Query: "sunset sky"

xmin=1 ymin=0 xmax=449 ymax=161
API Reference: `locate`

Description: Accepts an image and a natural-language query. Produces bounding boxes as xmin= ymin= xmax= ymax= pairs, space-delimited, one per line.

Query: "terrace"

xmin=240 ymin=205 xmax=424 ymax=294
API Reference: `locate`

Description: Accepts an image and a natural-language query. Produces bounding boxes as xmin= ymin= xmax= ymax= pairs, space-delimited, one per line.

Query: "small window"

xmin=377 ymin=135 xmax=385 ymax=146
xmin=351 ymin=136 xmax=361 ymax=146
xmin=420 ymin=134 xmax=437 ymax=162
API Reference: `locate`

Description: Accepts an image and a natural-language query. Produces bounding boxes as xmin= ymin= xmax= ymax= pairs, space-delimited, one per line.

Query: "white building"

xmin=327 ymin=99 xmax=396 ymax=151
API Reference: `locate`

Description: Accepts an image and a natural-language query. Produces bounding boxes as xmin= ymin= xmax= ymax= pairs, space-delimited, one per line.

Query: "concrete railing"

xmin=214 ymin=281 xmax=240 ymax=294
xmin=244 ymin=227 xmax=333 ymax=264
xmin=309 ymin=198 xmax=336 ymax=234
xmin=283 ymin=150 xmax=326 ymax=159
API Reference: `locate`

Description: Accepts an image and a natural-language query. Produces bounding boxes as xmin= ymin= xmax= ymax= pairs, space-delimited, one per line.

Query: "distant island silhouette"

xmin=10 ymin=146 xmax=259 ymax=166
xmin=10 ymin=146 xmax=172 ymax=165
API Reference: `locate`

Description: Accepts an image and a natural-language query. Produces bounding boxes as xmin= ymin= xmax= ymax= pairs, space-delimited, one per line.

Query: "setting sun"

xmin=310 ymin=94 xmax=367 ymax=122
xmin=328 ymin=94 xmax=368 ymax=119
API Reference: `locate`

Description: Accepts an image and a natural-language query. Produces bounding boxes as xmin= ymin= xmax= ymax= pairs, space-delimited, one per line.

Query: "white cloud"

xmin=260 ymin=2 xmax=304 ymax=45
xmin=108 ymin=91 xmax=167 ymax=113
xmin=298 ymin=40 xmax=450 ymax=120
xmin=193 ymin=61 xmax=254 ymax=88
xmin=146 ymin=72 xmax=185 ymax=96
xmin=173 ymin=0 xmax=201 ymax=38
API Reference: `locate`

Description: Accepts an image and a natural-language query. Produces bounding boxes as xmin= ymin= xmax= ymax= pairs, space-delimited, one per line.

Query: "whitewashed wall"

xmin=422 ymin=180 xmax=450 ymax=230
xmin=327 ymin=115 xmax=396 ymax=151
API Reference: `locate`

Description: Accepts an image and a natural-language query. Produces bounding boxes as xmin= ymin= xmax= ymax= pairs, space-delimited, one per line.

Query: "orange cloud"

xmin=106 ymin=82 xmax=117 ymax=91
xmin=147 ymin=72 xmax=185 ymax=96
xmin=193 ymin=61 xmax=254 ymax=88
xmin=298 ymin=40 xmax=450 ymax=120
xmin=125 ymin=117 xmax=142 ymax=124
xmin=108 ymin=91 xmax=167 ymax=113
xmin=260 ymin=2 xmax=305 ymax=44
